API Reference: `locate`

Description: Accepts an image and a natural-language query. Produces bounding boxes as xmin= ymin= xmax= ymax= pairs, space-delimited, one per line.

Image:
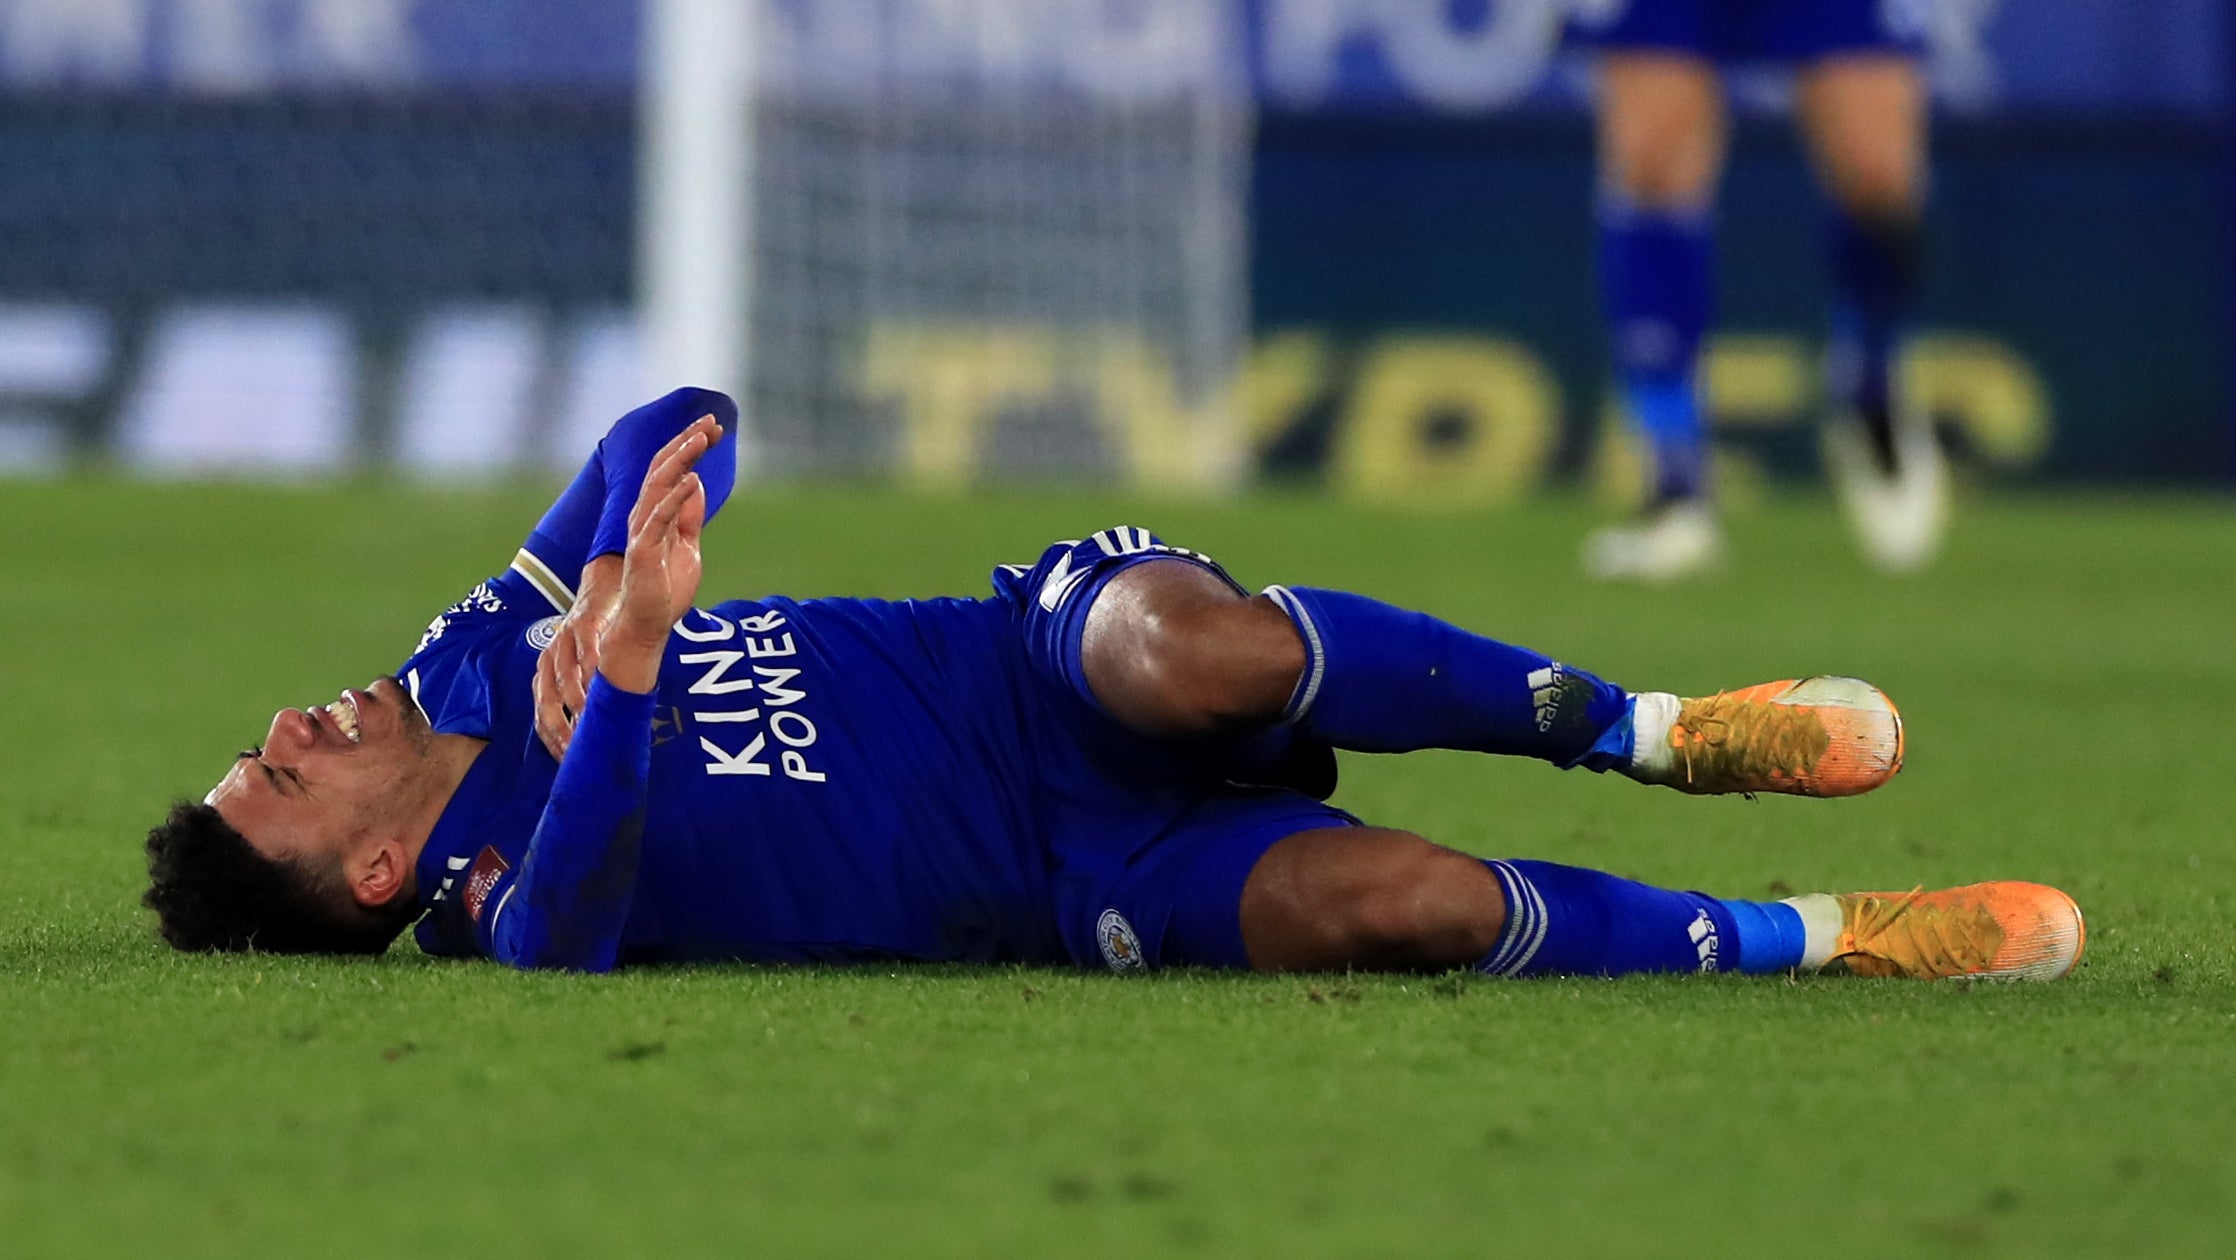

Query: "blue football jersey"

xmin=405 ymin=578 xmax=1064 ymax=966
xmin=394 ymin=392 xmax=1348 ymax=974
xmin=1569 ymin=0 xmax=1927 ymax=63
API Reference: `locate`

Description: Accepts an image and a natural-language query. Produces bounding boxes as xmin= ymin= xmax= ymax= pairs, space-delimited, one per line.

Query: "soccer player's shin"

xmin=1825 ymin=206 xmax=1924 ymax=460
xmin=1599 ymin=198 xmax=1715 ymax=504
xmin=1261 ymin=586 xmax=1633 ymax=768
xmin=1821 ymin=205 xmax=1946 ymax=572
xmin=1584 ymin=198 xmax=1725 ymax=580
xmin=1475 ymin=862 xmax=2085 ymax=982
xmin=1479 ymin=859 xmax=1806 ymax=977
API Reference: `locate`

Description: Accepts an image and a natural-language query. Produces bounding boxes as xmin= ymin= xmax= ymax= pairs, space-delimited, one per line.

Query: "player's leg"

xmin=1233 ymin=826 xmax=2085 ymax=981
xmin=1081 ymin=559 xmax=1902 ymax=797
xmin=1233 ymin=828 xmax=1504 ymax=970
xmin=1582 ymin=51 xmax=1729 ymax=581
xmin=1076 ymin=553 xmax=1307 ymax=740
xmin=1796 ymin=53 xmax=1947 ymax=571
xmin=1084 ymin=560 xmax=1631 ymax=768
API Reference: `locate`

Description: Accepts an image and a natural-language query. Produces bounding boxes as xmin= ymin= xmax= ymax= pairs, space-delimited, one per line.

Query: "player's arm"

xmin=511 ymin=387 xmax=736 ymax=606
xmin=516 ymin=388 xmax=736 ymax=757
xmin=488 ymin=425 xmax=709 ymax=972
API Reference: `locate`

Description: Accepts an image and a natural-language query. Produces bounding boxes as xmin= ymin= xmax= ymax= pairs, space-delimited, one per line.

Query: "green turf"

xmin=3 ymin=479 xmax=2232 ymax=1258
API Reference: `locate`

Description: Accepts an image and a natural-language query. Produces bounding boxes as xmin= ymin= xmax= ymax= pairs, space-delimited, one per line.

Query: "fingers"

xmin=532 ymin=614 xmax=617 ymax=760
xmin=632 ymin=470 xmax=701 ymax=556
xmin=533 ymin=643 xmax=569 ymax=760
xmin=629 ymin=417 xmax=722 ymax=531
xmin=562 ymin=628 xmax=597 ymax=717
xmin=611 ymin=417 xmax=719 ymax=654
xmin=676 ymin=471 xmax=707 ymax=542
xmin=651 ymin=415 xmax=721 ymax=470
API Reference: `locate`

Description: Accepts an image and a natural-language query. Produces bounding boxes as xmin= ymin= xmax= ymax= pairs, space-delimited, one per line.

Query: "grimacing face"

xmin=206 ymin=676 xmax=436 ymax=905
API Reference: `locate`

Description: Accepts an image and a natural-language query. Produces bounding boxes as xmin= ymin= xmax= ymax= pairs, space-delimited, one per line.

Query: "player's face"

xmin=207 ymin=676 xmax=435 ymax=875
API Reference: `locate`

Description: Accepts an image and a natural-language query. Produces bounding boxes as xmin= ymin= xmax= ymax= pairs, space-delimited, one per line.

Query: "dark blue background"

xmin=0 ymin=0 xmax=2223 ymax=481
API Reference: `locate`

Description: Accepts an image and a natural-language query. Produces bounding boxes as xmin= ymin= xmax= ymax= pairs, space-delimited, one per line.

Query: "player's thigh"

xmin=1071 ymin=791 xmax=1357 ymax=972
xmin=1080 ymin=558 xmax=1302 ymax=738
xmin=1595 ymin=52 xmax=1728 ymax=208
xmin=1239 ymin=827 xmax=1507 ymax=972
xmin=1794 ymin=56 xmax=1926 ymax=214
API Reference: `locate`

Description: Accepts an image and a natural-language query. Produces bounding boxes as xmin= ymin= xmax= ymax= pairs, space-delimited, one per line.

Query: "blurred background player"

xmin=1573 ymin=0 xmax=1947 ymax=580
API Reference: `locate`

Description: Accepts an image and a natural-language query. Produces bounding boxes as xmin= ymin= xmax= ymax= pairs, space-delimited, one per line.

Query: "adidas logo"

xmin=1686 ymin=910 xmax=1721 ymax=973
xmin=1527 ymin=665 xmax=1564 ymax=732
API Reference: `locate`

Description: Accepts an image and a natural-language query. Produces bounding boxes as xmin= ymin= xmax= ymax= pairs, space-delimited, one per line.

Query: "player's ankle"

xmin=1778 ymin=893 xmax=1843 ymax=970
xmin=1619 ymin=691 xmax=1681 ymax=783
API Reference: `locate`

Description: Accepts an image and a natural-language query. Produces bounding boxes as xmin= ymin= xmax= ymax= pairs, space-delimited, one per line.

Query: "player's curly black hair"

xmin=143 ymin=800 xmax=413 ymax=955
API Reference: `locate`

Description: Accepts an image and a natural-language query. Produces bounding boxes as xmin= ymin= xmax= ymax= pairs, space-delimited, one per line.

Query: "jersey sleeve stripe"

xmin=510 ymin=548 xmax=577 ymax=613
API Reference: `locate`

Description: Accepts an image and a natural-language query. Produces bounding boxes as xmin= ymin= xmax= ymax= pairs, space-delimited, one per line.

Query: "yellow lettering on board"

xmin=1331 ymin=335 xmax=1559 ymax=507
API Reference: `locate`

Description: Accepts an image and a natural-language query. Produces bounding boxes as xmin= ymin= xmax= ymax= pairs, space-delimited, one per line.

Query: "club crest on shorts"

xmin=1096 ymin=909 xmax=1144 ymax=972
xmin=526 ymin=616 xmax=562 ymax=650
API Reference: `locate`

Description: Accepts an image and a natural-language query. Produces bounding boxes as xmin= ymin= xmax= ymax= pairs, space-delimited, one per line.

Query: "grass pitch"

xmin=2 ymin=479 xmax=2232 ymax=1258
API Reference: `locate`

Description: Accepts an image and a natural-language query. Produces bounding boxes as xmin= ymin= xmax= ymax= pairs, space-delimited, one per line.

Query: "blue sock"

xmin=1598 ymin=198 xmax=1714 ymax=502
xmin=1262 ymin=586 xmax=1633 ymax=770
xmin=1480 ymin=859 xmax=1806 ymax=977
xmin=1824 ymin=208 xmax=1924 ymax=442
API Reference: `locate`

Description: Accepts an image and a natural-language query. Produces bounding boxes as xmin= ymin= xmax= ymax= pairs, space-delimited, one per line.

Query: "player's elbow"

xmin=605 ymin=387 xmax=741 ymax=467
xmin=644 ymin=386 xmax=738 ymax=430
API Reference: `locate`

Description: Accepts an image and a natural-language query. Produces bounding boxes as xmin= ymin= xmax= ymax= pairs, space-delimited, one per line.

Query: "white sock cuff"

xmin=1623 ymin=691 xmax=1681 ymax=783
xmin=1780 ymin=893 xmax=1844 ymax=971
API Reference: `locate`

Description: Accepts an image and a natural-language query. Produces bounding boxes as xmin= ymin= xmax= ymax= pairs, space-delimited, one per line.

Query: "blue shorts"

xmin=991 ymin=528 xmax=1354 ymax=972
xmin=1569 ymin=0 xmax=1926 ymax=64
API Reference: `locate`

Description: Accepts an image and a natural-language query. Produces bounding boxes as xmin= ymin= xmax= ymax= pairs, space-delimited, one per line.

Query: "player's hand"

xmin=532 ymin=554 xmax=620 ymax=759
xmin=598 ymin=419 xmax=715 ymax=695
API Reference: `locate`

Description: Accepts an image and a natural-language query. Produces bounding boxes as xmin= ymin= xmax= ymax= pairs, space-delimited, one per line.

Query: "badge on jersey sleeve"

xmin=527 ymin=616 xmax=562 ymax=651
xmin=462 ymin=846 xmax=512 ymax=925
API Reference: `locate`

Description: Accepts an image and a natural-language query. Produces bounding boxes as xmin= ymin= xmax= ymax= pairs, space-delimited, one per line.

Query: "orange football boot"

xmin=1638 ymin=676 xmax=1903 ymax=797
xmin=1817 ymin=882 xmax=2086 ymax=982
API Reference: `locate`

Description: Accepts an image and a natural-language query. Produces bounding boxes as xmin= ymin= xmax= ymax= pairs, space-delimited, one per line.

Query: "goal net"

xmin=643 ymin=0 xmax=1255 ymax=489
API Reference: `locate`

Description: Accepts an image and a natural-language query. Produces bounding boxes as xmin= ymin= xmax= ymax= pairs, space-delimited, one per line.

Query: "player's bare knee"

xmin=1342 ymin=850 xmax=1505 ymax=966
xmin=1132 ymin=600 xmax=1298 ymax=734
xmin=1598 ymin=57 xmax=1724 ymax=207
xmin=1190 ymin=596 xmax=1305 ymax=725
xmin=1824 ymin=156 xmax=1919 ymax=221
xmin=1605 ymin=142 xmax=1718 ymax=209
xmin=1085 ymin=564 xmax=1302 ymax=736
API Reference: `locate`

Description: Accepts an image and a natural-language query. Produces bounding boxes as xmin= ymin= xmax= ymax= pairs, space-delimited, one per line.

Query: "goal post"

xmin=638 ymin=0 xmax=757 ymax=468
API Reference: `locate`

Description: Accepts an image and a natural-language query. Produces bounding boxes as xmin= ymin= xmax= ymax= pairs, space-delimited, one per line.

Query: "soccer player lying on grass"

xmin=144 ymin=389 xmax=2084 ymax=981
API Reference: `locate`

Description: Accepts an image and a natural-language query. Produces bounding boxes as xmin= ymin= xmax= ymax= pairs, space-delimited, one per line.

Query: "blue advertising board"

xmin=0 ymin=0 xmax=2221 ymax=117
xmin=0 ymin=0 xmax=2222 ymax=485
